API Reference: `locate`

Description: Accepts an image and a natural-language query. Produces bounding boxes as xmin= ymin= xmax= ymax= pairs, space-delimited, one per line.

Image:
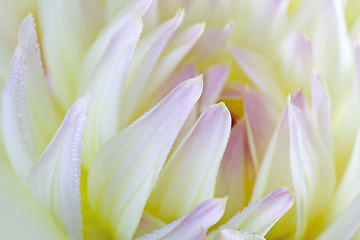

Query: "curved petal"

xmin=209 ymin=188 xmax=294 ymax=239
xmin=29 ymin=97 xmax=88 ymax=240
xmin=221 ymin=229 xmax=265 ymax=240
xmin=87 ymin=77 xmax=203 ymax=240
xmin=137 ymin=198 xmax=226 ymax=240
xmin=215 ymin=120 xmax=254 ymax=223
xmin=147 ymin=103 xmax=231 ymax=222
xmin=287 ymin=93 xmax=336 ymax=239
xmin=120 ymin=10 xmax=184 ymax=127
xmin=81 ymin=14 xmax=142 ymax=170
xmin=3 ymin=14 xmax=61 ymax=182
xmin=39 ymin=0 xmax=103 ymax=110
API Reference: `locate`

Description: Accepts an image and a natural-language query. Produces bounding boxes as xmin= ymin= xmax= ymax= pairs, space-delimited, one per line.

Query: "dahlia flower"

xmin=0 ymin=0 xmax=359 ymax=239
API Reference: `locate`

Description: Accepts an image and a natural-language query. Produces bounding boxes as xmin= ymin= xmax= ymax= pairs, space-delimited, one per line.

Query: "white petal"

xmin=3 ymin=14 xmax=61 ymax=182
xmin=221 ymin=229 xmax=265 ymax=240
xmin=310 ymin=69 xmax=333 ymax=152
xmin=250 ymin=109 xmax=292 ymax=201
xmin=330 ymin=127 xmax=360 ymax=222
xmin=81 ymin=15 xmax=142 ymax=170
xmin=333 ymin=39 xmax=360 ymax=176
xmin=137 ymin=198 xmax=226 ymax=240
xmin=317 ymin=194 xmax=360 ymax=240
xmin=39 ymin=0 xmax=103 ymax=110
xmin=77 ymin=0 xmax=151 ymax=94
xmin=29 ymin=97 xmax=88 ymax=240
xmin=287 ymin=94 xmax=336 ymax=239
xmin=147 ymin=103 xmax=231 ymax=222
xmin=87 ymin=77 xmax=203 ymax=240
xmin=136 ymin=23 xmax=205 ymax=115
xmin=120 ymin=10 xmax=184 ymax=127
xmin=0 ymin=152 xmax=66 ymax=240
xmin=209 ymin=188 xmax=294 ymax=239
xmin=230 ymin=46 xmax=284 ymax=106
xmin=275 ymin=33 xmax=315 ymax=96
xmin=292 ymin=0 xmax=353 ymax=105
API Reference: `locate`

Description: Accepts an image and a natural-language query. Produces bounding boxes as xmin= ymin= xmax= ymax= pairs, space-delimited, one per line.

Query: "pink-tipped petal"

xmin=140 ymin=23 xmax=205 ymax=107
xmin=77 ymin=0 xmax=151 ymax=93
xmin=276 ymin=34 xmax=315 ymax=94
xmin=199 ymin=64 xmax=230 ymax=112
xmin=146 ymin=62 xmax=198 ymax=107
xmin=120 ymin=10 xmax=184 ymax=127
xmin=209 ymin=188 xmax=294 ymax=239
xmin=243 ymin=88 xmax=279 ymax=170
xmin=292 ymin=0 xmax=353 ymax=104
xmin=105 ymin=0 xmax=152 ymax=21
xmin=221 ymin=229 xmax=265 ymax=240
xmin=216 ymin=120 xmax=253 ymax=223
xmin=147 ymin=103 xmax=231 ymax=222
xmin=3 ymin=14 xmax=61 ymax=182
xmin=137 ymin=198 xmax=227 ymax=240
xmin=81 ymin=15 xmax=142 ymax=170
xmin=87 ymin=77 xmax=203 ymax=240
xmin=310 ymin=69 xmax=333 ymax=152
xmin=29 ymin=97 xmax=88 ymax=240
xmin=287 ymin=94 xmax=336 ymax=239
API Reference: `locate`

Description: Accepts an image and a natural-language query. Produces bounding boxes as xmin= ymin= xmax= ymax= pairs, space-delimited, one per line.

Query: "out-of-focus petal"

xmin=215 ymin=120 xmax=254 ymax=223
xmin=220 ymin=82 xmax=244 ymax=100
xmin=137 ymin=198 xmax=226 ymax=240
xmin=243 ymin=88 xmax=279 ymax=170
xmin=333 ymin=39 xmax=360 ymax=176
xmin=230 ymin=46 xmax=284 ymax=106
xmin=137 ymin=23 xmax=205 ymax=116
xmin=209 ymin=188 xmax=294 ymax=239
xmin=317 ymin=194 xmax=360 ymax=240
xmin=310 ymin=69 xmax=333 ymax=152
xmin=250 ymin=109 xmax=292 ymax=201
xmin=0 ymin=149 xmax=66 ymax=239
xmin=39 ymin=0 xmax=103 ymax=110
xmin=292 ymin=0 xmax=353 ymax=105
xmin=221 ymin=229 xmax=265 ymax=240
xmin=134 ymin=213 xmax=166 ymax=239
xmin=191 ymin=21 xmax=235 ymax=68
xmin=287 ymin=93 xmax=336 ymax=239
xmin=120 ymin=10 xmax=184 ymax=127
xmin=199 ymin=64 xmax=229 ymax=112
xmin=2 ymin=14 xmax=61 ymax=182
xmin=147 ymin=103 xmax=231 ymax=222
xmin=87 ymin=77 xmax=203 ymax=240
xmin=105 ymin=0 xmax=152 ymax=21
xmin=28 ymin=97 xmax=88 ymax=240
xmin=330 ymin=127 xmax=360 ymax=222
xmin=77 ymin=0 xmax=151 ymax=94
xmin=81 ymin=15 xmax=142 ymax=170
xmin=275 ymin=33 xmax=315 ymax=97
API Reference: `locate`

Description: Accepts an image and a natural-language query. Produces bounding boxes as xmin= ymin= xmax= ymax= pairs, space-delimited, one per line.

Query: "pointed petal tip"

xmin=18 ymin=13 xmax=36 ymax=44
